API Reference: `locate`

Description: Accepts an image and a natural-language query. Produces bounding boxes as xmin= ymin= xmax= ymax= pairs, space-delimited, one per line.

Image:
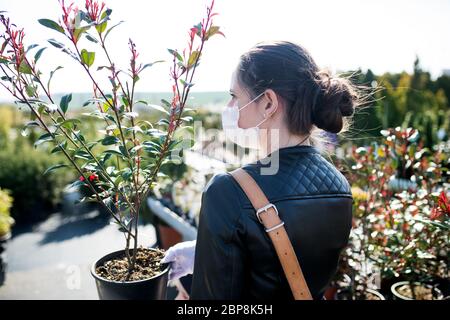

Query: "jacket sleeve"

xmin=190 ymin=172 xmax=248 ymax=300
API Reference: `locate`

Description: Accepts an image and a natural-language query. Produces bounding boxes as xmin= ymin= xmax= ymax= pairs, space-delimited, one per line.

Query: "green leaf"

xmin=167 ymin=49 xmax=183 ymax=62
xmin=179 ymin=79 xmax=194 ymax=88
xmin=60 ymin=93 xmax=72 ymax=114
xmin=103 ymin=149 xmax=123 ymax=157
xmin=146 ymin=129 xmax=167 ymax=138
xmin=102 ymin=98 xmax=112 ymax=112
xmin=18 ymin=61 xmax=33 ymax=74
xmin=104 ymin=21 xmax=124 ymax=40
xmin=192 ymin=23 xmax=202 ymax=37
xmin=25 ymin=85 xmax=36 ymax=97
xmin=34 ymin=132 xmax=54 ymax=148
xmin=24 ymin=120 xmax=41 ymax=128
xmin=59 ymin=118 xmax=81 ymax=129
xmin=85 ymin=33 xmax=98 ymax=43
xmin=26 ymin=44 xmax=39 ymax=53
xmin=99 ymin=8 xmax=112 ymax=22
xmin=205 ymin=25 xmax=225 ymax=40
xmin=34 ymin=47 xmax=47 ymax=63
xmin=119 ymin=146 xmax=128 ymax=157
xmin=80 ymin=49 xmax=95 ymax=67
xmin=176 ymin=125 xmax=194 ymax=135
xmin=47 ymin=39 xmax=65 ymax=49
xmin=141 ymin=60 xmax=165 ymax=72
xmin=355 ymin=147 xmax=367 ymax=155
xmin=160 ymin=99 xmax=172 ymax=108
xmin=38 ymin=19 xmax=65 ymax=34
xmin=147 ymin=104 xmax=170 ymax=115
xmin=82 ymin=163 xmax=98 ymax=171
xmin=48 ymin=66 xmax=63 ymax=91
xmin=121 ymin=167 xmax=133 ymax=181
xmin=102 ymin=152 xmax=112 ymax=164
xmin=51 ymin=141 xmax=67 ymax=154
xmin=83 ymin=110 xmax=116 ymax=123
xmin=95 ymin=9 xmax=112 ymax=33
xmin=73 ymin=132 xmax=86 ymax=143
xmin=74 ymin=150 xmax=92 ymax=160
xmin=73 ymin=26 xmax=90 ymax=43
xmin=101 ymin=135 xmax=120 ymax=145
xmin=21 ymin=121 xmax=40 ymax=137
xmin=143 ymin=140 xmax=162 ymax=152
xmin=126 ymin=126 xmax=143 ymax=134
xmin=85 ymin=141 xmax=98 ymax=150
xmin=68 ymin=179 xmax=86 ymax=190
xmin=157 ymin=118 xmax=170 ymax=127
xmin=187 ymin=50 xmax=200 ymax=68
xmin=43 ymin=164 xmax=68 ymax=175
xmin=130 ymin=144 xmax=143 ymax=154
xmin=96 ymin=21 xmax=108 ymax=34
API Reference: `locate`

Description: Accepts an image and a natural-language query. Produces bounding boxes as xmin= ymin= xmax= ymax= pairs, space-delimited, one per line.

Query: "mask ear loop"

xmin=238 ymin=91 xmax=266 ymax=111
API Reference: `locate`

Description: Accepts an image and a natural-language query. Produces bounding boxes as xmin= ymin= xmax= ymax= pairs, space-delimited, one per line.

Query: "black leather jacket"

xmin=190 ymin=145 xmax=353 ymax=300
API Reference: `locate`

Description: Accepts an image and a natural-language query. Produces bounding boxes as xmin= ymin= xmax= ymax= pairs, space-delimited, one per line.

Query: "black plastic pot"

xmin=91 ymin=248 xmax=170 ymax=300
xmin=391 ymin=281 xmax=444 ymax=300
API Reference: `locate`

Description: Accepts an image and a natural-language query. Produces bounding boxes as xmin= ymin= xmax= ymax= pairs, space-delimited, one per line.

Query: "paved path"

xmin=0 ymin=206 xmax=157 ymax=300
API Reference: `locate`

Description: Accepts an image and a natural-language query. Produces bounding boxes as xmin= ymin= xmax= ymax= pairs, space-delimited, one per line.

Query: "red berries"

xmin=79 ymin=173 xmax=98 ymax=182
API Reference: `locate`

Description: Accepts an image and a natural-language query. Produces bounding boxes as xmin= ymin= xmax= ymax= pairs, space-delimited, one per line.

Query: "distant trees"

xmin=347 ymin=57 xmax=450 ymax=147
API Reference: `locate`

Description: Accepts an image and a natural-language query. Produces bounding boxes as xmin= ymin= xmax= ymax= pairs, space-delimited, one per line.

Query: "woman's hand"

xmin=161 ymin=240 xmax=196 ymax=281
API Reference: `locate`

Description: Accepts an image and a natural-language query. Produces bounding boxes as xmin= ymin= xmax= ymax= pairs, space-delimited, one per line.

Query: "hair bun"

xmin=311 ymin=70 xmax=357 ymax=133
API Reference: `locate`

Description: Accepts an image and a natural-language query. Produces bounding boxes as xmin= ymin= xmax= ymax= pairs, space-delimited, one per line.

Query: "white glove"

xmin=161 ymin=240 xmax=196 ymax=281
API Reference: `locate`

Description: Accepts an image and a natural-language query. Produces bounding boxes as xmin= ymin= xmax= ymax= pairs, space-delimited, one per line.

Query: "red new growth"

xmin=85 ymin=0 xmax=105 ymax=23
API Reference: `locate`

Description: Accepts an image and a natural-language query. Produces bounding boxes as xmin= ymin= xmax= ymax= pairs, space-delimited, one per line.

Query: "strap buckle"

xmin=265 ymin=221 xmax=285 ymax=233
xmin=256 ymin=203 xmax=279 ymax=224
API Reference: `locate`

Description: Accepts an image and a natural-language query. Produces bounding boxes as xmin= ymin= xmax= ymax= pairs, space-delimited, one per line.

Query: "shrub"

xmin=0 ymin=141 xmax=74 ymax=224
xmin=0 ymin=188 xmax=14 ymax=237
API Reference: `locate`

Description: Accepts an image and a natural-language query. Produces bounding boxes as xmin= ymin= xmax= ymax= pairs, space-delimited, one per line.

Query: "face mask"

xmin=221 ymin=91 xmax=273 ymax=149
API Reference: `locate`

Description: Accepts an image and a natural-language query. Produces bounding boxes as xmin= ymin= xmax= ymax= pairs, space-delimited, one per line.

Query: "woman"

xmin=161 ymin=40 xmax=359 ymax=300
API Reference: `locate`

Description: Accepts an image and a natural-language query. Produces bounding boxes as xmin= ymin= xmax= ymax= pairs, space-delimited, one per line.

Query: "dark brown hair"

xmin=236 ymin=40 xmax=361 ymax=137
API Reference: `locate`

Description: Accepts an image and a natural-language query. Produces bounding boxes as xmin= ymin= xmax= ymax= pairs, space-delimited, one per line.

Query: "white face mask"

xmin=221 ymin=92 xmax=273 ymax=149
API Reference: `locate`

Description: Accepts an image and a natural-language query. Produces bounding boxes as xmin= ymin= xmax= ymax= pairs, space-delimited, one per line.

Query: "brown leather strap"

xmin=230 ymin=168 xmax=313 ymax=300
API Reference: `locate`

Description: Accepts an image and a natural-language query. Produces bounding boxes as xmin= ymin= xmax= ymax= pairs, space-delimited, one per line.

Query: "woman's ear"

xmin=263 ymin=89 xmax=279 ymax=117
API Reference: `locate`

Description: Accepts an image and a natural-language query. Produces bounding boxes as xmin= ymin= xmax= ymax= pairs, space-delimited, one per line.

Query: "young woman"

xmin=162 ymin=40 xmax=360 ymax=300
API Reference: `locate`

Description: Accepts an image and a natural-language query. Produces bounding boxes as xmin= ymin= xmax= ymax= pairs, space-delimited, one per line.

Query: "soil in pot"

xmin=392 ymin=281 xmax=443 ymax=300
xmin=335 ymin=288 xmax=385 ymax=300
xmin=95 ymin=247 xmax=165 ymax=282
xmin=365 ymin=289 xmax=385 ymax=300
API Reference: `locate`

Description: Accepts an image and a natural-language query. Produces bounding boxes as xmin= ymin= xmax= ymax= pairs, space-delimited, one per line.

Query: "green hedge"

xmin=0 ymin=141 xmax=74 ymax=224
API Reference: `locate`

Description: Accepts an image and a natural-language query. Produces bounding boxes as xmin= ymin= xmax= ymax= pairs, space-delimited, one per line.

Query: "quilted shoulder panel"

xmin=240 ymin=146 xmax=352 ymax=202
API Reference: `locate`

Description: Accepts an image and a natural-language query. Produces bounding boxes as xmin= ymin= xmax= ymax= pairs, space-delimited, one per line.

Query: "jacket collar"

xmin=258 ymin=145 xmax=320 ymax=164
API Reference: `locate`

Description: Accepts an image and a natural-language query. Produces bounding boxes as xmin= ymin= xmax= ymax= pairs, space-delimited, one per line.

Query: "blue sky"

xmin=0 ymin=0 xmax=449 ymax=101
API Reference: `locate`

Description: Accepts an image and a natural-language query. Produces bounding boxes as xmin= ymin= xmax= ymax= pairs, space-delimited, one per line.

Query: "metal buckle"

xmin=265 ymin=221 xmax=285 ymax=233
xmin=256 ymin=203 xmax=279 ymax=224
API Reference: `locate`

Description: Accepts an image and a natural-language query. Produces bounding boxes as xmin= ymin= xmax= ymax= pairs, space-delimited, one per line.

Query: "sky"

xmin=0 ymin=0 xmax=449 ymax=101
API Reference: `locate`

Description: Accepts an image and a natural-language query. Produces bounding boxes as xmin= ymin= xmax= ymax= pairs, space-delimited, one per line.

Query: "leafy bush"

xmin=0 ymin=188 xmax=14 ymax=237
xmin=0 ymin=141 xmax=74 ymax=224
xmin=334 ymin=127 xmax=449 ymax=299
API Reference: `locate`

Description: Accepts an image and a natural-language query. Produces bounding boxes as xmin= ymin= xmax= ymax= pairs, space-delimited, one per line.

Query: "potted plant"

xmin=336 ymin=127 xmax=449 ymax=299
xmin=332 ymin=149 xmax=388 ymax=300
xmin=345 ymin=128 xmax=448 ymax=300
xmin=388 ymin=190 xmax=449 ymax=300
xmin=0 ymin=188 xmax=14 ymax=285
xmin=0 ymin=0 xmax=223 ymax=299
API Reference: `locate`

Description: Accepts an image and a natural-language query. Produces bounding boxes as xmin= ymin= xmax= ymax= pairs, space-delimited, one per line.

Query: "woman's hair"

xmin=236 ymin=40 xmax=366 ymax=149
